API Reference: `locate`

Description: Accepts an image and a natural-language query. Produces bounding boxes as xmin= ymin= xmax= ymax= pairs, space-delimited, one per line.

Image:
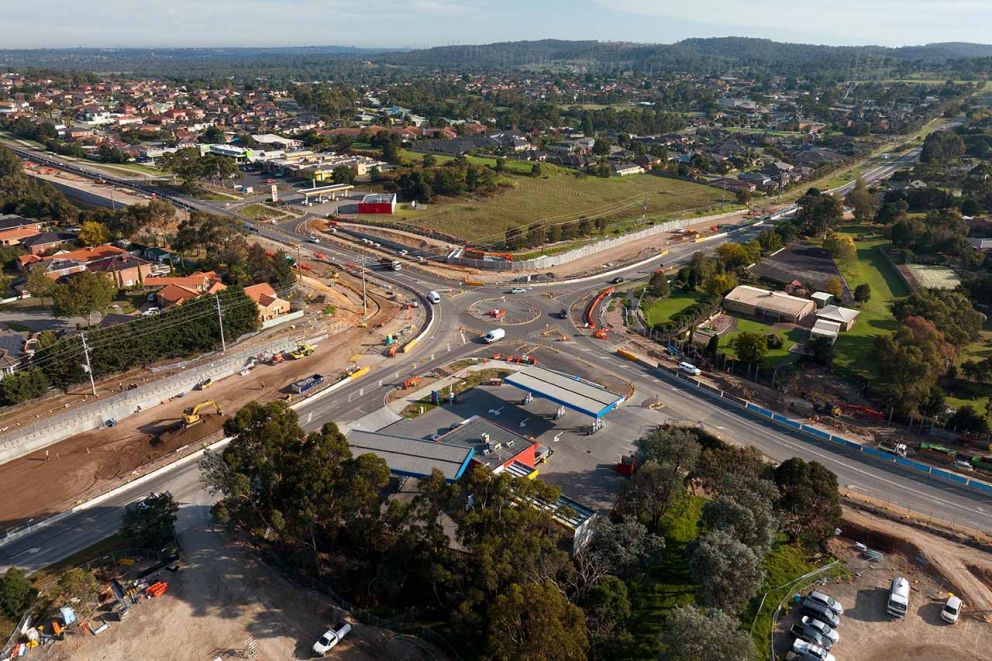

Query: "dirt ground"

xmin=774 ymin=505 xmax=992 ymax=661
xmin=35 ymin=502 xmax=434 ymax=661
xmin=0 ymin=271 xmax=416 ymax=529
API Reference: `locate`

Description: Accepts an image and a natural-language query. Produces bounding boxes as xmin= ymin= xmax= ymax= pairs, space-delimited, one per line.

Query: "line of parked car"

xmin=788 ymin=590 xmax=844 ymax=661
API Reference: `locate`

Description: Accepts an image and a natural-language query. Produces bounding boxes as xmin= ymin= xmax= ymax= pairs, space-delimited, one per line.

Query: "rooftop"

xmin=346 ymin=429 xmax=474 ymax=482
xmin=504 ymin=365 xmax=624 ymax=419
xmin=723 ymin=285 xmax=814 ymax=318
xmin=816 ymin=304 xmax=860 ymax=324
xmin=437 ymin=416 xmax=536 ymax=471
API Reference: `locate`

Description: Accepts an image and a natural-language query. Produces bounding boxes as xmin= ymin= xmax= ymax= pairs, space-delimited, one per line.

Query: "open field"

xmin=718 ymin=317 xmax=803 ymax=368
xmin=398 ymin=148 xmax=561 ymax=176
xmin=642 ymin=290 xmax=707 ymax=327
xmin=388 ymin=171 xmax=727 ymax=243
xmin=831 ymin=227 xmax=910 ymax=380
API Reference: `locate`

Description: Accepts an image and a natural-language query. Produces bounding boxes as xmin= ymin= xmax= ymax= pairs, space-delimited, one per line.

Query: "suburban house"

xmin=815 ymin=304 xmax=860 ymax=331
xmin=0 ymin=332 xmax=26 ymax=376
xmin=85 ymin=253 xmax=159 ymax=288
xmin=21 ymin=231 xmax=77 ymax=256
xmin=18 ymin=245 xmax=163 ymax=285
xmin=0 ymin=214 xmax=44 ymax=233
xmin=243 ymin=282 xmax=290 ymax=322
xmin=0 ymin=226 xmax=41 ymax=246
xmin=723 ymin=285 xmax=816 ymax=323
xmin=810 ymin=319 xmax=842 ymax=344
xmin=143 ymin=271 xmax=226 ymax=309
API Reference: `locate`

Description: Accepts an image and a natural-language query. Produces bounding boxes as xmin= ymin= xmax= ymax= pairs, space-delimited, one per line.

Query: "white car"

xmin=800 ymin=615 xmax=839 ymax=644
xmin=510 ymin=287 xmax=527 ymax=294
xmin=792 ymin=638 xmax=835 ymax=661
xmin=941 ymin=595 xmax=963 ymax=623
xmin=807 ymin=590 xmax=844 ymax=616
xmin=312 ymin=620 xmax=352 ymax=656
xmin=678 ymin=362 xmax=701 ymax=376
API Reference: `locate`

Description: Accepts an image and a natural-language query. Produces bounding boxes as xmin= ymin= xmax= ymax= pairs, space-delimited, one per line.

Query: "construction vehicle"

xmin=290 ymin=374 xmax=324 ymax=394
xmin=182 ymin=400 xmax=222 ymax=427
xmin=378 ymin=257 xmax=402 ymax=271
xmin=193 ymin=378 xmax=213 ymax=391
xmin=878 ymin=442 xmax=908 ymax=458
xmin=919 ymin=442 xmax=957 ymax=465
xmin=289 ymin=344 xmax=316 ymax=360
xmin=269 ymin=352 xmax=285 ymax=366
xmin=971 ymin=455 xmax=992 ymax=472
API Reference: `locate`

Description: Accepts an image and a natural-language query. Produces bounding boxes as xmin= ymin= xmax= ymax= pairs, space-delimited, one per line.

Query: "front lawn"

xmin=830 ymin=227 xmax=909 ymax=380
xmin=720 ymin=318 xmax=803 ymax=368
xmin=642 ymin=290 xmax=707 ymax=327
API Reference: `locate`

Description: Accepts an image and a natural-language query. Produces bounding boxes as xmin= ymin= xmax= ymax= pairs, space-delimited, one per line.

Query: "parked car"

xmin=800 ymin=616 xmax=839 ymax=644
xmin=791 ymin=638 xmax=835 ymax=661
xmin=800 ymin=598 xmax=840 ymax=628
xmin=941 ymin=595 xmax=963 ymax=624
xmin=678 ymin=362 xmax=702 ymax=376
xmin=886 ymin=577 xmax=909 ymax=619
xmin=790 ymin=623 xmax=833 ymax=651
xmin=312 ymin=620 xmax=352 ymax=656
xmin=807 ymin=590 xmax=844 ymax=616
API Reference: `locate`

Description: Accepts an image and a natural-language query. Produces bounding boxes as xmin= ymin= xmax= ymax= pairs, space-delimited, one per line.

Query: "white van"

xmin=679 ymin=362 xmax=702 ymax=376
xmin=886 ymin=577 xmax=909 ymax=618
xmin=483 ymin=328 xmax=506 ymax=344
xmin=428 ymin=291 xmax=441 ymax=304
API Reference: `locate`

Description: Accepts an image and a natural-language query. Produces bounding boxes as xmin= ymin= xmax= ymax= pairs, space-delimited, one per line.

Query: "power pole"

xmin=361 ymin=257 xmax=368 ymax=318
xmin=80 ymin=333 xmax=97 ymax=396
xmin=215 ymin=294 xmax=227 ymax=353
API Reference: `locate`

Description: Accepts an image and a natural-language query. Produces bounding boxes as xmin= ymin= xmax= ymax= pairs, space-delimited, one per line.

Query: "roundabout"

xmin=467 ymin=296 xmax=543 ymax=325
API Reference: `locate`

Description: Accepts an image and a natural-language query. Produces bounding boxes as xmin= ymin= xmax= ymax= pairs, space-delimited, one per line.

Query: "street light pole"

xmin=80 ymin=333 xmax=97 ymax=397
xmin=362 ymin=257 xmax=368 ymax=318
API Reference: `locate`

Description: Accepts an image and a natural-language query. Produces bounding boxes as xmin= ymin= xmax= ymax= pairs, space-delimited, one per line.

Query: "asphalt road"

xmin=2 ymin=127 xmax=971 ymax=574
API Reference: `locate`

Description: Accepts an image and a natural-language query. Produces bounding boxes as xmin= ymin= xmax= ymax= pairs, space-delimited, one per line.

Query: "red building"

xmin=357 ymin=193 xmax=397 ymax=215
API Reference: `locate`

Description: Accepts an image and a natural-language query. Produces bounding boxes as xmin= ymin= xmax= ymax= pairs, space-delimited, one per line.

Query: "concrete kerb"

xmin=614 ymin=346 xmax=992 ymax=501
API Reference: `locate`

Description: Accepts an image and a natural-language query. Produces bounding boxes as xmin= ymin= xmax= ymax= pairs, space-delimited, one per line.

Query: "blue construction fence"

xmin=653 ymin=360 xmax=992 ymax=496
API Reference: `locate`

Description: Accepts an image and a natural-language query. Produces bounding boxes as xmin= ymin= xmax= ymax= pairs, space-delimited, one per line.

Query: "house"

xmin=815 ymin=305 xmax=860 ymax=331
xmin=810 ymin=319 xmax=842 ymax=345
xmin=0 ymin=226 xmax=41 ymax=247
xmin=86 ymin=253 xmax=158 ymax=288
xmin=810 ymin=292 xmax=834 ymax=309
xmin=0 ymin=331 xmax=26 ymax=377
xmin=723 ymin=285 xmax=815 ymax=323
xmin=613 ymin=163 xmax=646 ymax=176
xmin=21 ymin=231 xmax=76 ymax=256
xmin=243 ymin=282 xmax=291 ymax=322
xmin=0 ymin=214 xmax=44 ymax=232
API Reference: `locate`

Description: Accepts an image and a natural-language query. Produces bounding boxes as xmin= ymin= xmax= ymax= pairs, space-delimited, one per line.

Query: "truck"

xmin=878 ymin=442 xmax=908 ymax=458
xmin=886 ymin=576 xmax=910 ymax=618
xmin=919 ymin=442 xmax=957 ymax=465
xmin=290 ymin=373 xmax=324 ymax=394
xmin=379 ymin=257 xmax=401 ymax=271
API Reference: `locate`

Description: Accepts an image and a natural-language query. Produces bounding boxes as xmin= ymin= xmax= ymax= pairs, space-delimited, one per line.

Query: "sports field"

xmin=390 ymin=170 xmax=728 ymax=244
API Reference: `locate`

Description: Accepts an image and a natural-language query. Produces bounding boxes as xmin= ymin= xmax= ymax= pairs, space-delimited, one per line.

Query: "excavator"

xmin=182 ymin=400 xmax=223 ymax=428
xmin=289 ymin=344 xmax=316 ymax=360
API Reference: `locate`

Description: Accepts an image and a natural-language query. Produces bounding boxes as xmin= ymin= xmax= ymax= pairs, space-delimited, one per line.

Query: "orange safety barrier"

xmin=584 ymin=286 xmax=615 ymax=329
xmin=387 ymin=344 xmax=398 ymax=357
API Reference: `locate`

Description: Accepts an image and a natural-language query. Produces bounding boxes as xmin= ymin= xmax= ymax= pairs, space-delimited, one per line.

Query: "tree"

xmin=573 ymin=517 xmax=665 ymax=594
xmin=876 ymin=316 xmax=955 ymax=413
xmin=0 ymin=368 xmax=49 ymax=405
xmin=921 ymin=130 xmax=965 ymax=163
xmin=947 ymin=405 xmax=989 ymax=434
xmin=774 ymin=458 xmax=842 ymax=549
xmin=581 ymin=575 xmax=632 ymax=652
xmin=78 ymin=220 xmax=109 ymax=247
xmin=332 ymin=165 xmax=355 ymax=184
xmin=825 ymin=276 xmax=844 ymax=300
xmin=822 ymin=232 xmax=856 ymax=261
xmin=52 ymin=271 xmax=117 ymax=326
xmin=592 ymin=138 xmax=611 ymax=157
xmin=853 ymin=283 xmax=871 ymax=304
xmin=732 ymin=331 xmax=768 ymax=367
xmin=715 ymin=243 xmax=752 ymax=271
xmin=796 ymin=191 xmax=843 ymax=237
xmin=702 ymin=273 xmax=736 ymax=296
xmin=1 ymin=567 xmax=33 ymax=617
xmin=892 ymin=290 xmax=983 ymax=348
xmin=663 ymin=605 xmax=755 ymax=661
xmin=635 ymin=426 xmax=701 ymax=474
xmin=56 ymin=568 xmax=98 ymax=606
xmin=647 ymin=271 xmax=670 ymax=299
xmin=615 ymin=461 xmax=684 ymax=531
xmin=24 ymin=265 xmax=57 ymax=305
xmin=845 ymin=177 xmax=878 ymax=223
xmin=690 ymin=530 xmax=765 ymax=613
xmin=808 ymin=335 xmax=836 ymax=368
xmin=530 ymin=162 xmax=543 ymax=178
xmin=701 ymin=474 xmax=778 ymax=556
xmin=485 ymin=581 xmax=589 ymax=661
xmin=421 ymin=154 xmax=437 ymax=167
xmin=121 ymin=491 xmax=179 ymax=549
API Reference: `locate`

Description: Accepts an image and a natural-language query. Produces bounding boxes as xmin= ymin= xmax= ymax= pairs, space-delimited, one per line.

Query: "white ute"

xmin=312 ymin=620 xmax=352 ymax=656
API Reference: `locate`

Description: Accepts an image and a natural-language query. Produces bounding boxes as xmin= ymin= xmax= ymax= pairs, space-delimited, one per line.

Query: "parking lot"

xmin=378 ymin=381 xmax=668 ymax=509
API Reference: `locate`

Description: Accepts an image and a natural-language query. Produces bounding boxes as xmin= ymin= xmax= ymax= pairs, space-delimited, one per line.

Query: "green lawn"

xmin=238 ymin=203 xmax=287 ymax=221
xmin=719 ymin=318 xmax=804 ymax=368
xmin=624 ymin=496 xmax=704 ymax=658
xmin=642 ymin=291 xmax=707 ymax=327
xmin=387 ymin=169 xmax=727 ymax=243
xmin=830 ymin=227 xmax=910 ymax=380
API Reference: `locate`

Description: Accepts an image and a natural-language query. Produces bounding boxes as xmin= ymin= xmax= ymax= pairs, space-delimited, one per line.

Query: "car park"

xmin=807 ymin=590 xmax=844 ymax=616
xmin=800 ymin=616 xmax=839 ymax=644
xmin=800 ymin=598 xmax=840 ymax=628
xmin=312 ymin=620 xmax=352 ymax=656
xmin=941 ymin=595 xmax=962 ymax=624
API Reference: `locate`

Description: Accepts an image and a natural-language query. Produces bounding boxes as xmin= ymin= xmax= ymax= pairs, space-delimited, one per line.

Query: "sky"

xmin=0 ymin=0 xmax=988 ymax=49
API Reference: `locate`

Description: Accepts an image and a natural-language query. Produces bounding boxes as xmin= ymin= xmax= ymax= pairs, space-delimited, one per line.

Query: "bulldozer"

xmin=289 ymin=344 xmax=316 ymax=360
xmin=182 ymin=400 xmax=223 ymax=428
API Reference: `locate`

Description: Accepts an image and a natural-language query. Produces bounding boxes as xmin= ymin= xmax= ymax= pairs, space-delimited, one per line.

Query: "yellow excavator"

xmin=289 ymin=344 xmax=316 ymax=360
xmin=182 ymin=400 xmax=223 ymax=428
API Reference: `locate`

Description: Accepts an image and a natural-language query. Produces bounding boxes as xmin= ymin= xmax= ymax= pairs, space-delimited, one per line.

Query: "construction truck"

xmin=878 ymin=442 xmax=908 ymax=458
xmin=182 ymin=400 xmax=222 ymax=428
xmin=378 ymin=257 xmax=402 ymax=271
xmin=289 ymin=344 xmax=316 ymax=360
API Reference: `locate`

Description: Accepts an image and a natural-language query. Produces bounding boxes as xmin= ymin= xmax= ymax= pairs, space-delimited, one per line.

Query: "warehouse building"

xmin=723 ymin=285 xmax=815 ymax=323
xmin=358 ymin=193 xmax=397 ymax=214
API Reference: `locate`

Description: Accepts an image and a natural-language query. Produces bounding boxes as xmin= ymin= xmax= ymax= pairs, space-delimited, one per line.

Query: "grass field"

xmin=238 ymin=203 xmax=287 ymax=221
xmin=625 ymin=496 xmax=705 ymax=658
xmin=642 ymin=290 xmax=707 ymax=327
xmin=906 ymin=263 xmax=960 ymax=289
xmin=830 ymin=227 xmax=910 ymax=380
xmin=719 ymin=318 xmax=804 ymax=368
xmin=388 ymin=170 xmax=727 ymax=243
xmin=398 ymin=148 xmax=559 ymax=176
